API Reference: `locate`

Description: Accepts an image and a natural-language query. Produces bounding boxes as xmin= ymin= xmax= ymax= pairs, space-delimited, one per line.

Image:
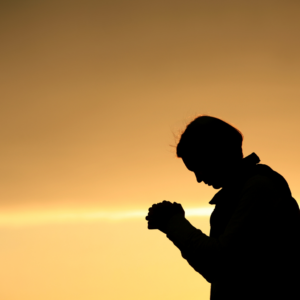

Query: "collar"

xmin=209 ymin=152 xmax=260 ymax=205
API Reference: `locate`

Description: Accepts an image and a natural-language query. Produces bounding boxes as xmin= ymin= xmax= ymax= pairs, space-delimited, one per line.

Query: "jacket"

xmin=166 ymin=152 xmax=300 ymax=300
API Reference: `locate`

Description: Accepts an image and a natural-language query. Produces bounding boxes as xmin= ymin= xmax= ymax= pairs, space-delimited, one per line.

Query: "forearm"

xmin=166 ymin=214 xmax=220 ymax=283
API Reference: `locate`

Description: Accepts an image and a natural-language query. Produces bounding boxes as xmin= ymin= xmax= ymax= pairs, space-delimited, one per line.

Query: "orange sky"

xmin=0 ymin=0 xmax=300 ymax=299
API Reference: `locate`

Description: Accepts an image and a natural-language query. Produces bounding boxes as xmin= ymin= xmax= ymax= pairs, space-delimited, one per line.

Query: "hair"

xmin=176 ymin=115 xmax=244 ymax=160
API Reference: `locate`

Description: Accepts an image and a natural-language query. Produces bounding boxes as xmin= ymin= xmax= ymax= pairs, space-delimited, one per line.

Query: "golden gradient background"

xmin=0 ymin=0 xmax=300 ymax=299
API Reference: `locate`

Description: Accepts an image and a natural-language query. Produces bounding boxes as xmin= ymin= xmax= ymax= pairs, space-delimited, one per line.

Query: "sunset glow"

xmin=1 ymin=1 xmax=300 ymax=299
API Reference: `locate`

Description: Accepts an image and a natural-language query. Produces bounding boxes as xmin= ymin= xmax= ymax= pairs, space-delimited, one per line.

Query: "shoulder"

xmin=243 ymin=173 xmax=274 ymax=191
xmin=240 ymin=163 xmax=292 ymax=201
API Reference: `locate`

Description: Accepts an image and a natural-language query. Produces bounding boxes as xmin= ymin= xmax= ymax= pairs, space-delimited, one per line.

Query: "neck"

xmin=220 ymin=158 xmax=244 ymax=188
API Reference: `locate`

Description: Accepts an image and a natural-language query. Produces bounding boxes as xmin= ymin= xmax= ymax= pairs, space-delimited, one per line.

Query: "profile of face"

xmin=181 ymin=152 xmax=229 ymax=189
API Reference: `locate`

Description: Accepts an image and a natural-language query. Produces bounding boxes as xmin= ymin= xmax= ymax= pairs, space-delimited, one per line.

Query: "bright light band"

xmin=0 ymin=207 xmax=214 ymax=227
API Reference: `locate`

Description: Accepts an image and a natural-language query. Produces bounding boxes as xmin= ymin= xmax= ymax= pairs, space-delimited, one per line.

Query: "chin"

xmin=212 ymin=183 xmax=222 ymax=189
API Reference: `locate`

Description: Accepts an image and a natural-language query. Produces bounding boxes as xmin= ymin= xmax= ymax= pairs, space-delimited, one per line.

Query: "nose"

xmin=194 ymin=171 xmax=203 ymax=183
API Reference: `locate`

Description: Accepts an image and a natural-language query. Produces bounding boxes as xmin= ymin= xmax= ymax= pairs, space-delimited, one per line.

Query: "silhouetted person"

xmin=146 ymin=115 xmax=300 ymax=300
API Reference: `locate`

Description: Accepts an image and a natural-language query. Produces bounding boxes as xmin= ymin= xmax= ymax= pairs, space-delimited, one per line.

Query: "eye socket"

xmin=182 ymin=155 xmax=212 ymax=174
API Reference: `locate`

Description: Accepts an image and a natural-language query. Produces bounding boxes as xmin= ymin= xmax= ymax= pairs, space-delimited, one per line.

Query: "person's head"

xmin=176 ymin=115 xmax=244 ymax=189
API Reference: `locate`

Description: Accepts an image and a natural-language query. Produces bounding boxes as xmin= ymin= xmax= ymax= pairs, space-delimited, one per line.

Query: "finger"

xmin=149 ymin=203 xmax=160 ymax=210
xmin=150 ymin=203 xmax=164 ymax=211
xmin=147 ymin=221 xmax=158 ymax=230
xmin=148 ymin=205 xmax=157 ymax=212
xmin=147 ymin=208 xmax=158 ymax=216
xmin=146 ymin=212 xmax=157 ymax=219
xmin=162 ymin=200 xmax=172 ymax=205
xmin=146 ymin=212 xmax=160 ymax=219
xmin=146 ymin=211 xmax=160 ymax=219
xmin=172 ymin=203 xmax=185 ymax=215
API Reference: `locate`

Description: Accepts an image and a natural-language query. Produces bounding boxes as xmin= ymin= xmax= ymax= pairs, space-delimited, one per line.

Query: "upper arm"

xmin=220 ymin=175 xmax=278 ymax=248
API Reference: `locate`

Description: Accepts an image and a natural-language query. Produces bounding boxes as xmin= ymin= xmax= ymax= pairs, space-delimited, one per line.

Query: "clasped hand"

xmin=146 ymin=200 xmax=185 ymax=233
